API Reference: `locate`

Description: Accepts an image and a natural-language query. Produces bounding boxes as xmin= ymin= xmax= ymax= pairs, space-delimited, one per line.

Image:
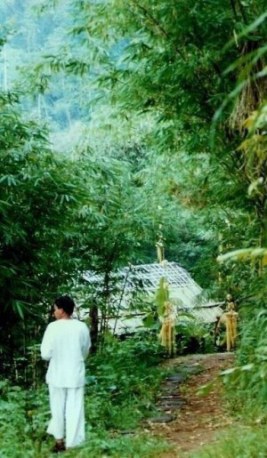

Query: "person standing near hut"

xmin=215 ymin=294 xmax=238 ymax=351
xmin=41 ymin=295 xmax=91 ymax=453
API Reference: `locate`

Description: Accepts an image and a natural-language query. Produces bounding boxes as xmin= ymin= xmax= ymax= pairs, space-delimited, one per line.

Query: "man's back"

xmin=41 ymin=319 xmax=91 ymax=388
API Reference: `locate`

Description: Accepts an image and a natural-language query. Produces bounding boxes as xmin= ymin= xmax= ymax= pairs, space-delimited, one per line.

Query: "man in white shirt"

xmin=41 ymin=295 xmax=91 ymax=453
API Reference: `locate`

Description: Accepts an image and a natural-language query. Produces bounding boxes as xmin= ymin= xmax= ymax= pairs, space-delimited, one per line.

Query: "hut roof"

xmin=83 ymin=261 xmax=223 ymax=332
xmin=83 ymin=261 xmax=201 ymax=295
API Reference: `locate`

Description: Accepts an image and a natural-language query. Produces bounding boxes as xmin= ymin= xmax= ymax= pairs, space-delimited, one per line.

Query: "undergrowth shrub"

xmin=190 ymin=424 xmax=267 ymax=458
xmin=221 ymin=304 xmax=267 ymax=417
xmin=175 ymin=320 xmax=216 ymax=355
xmin=85 ymin=332 xmax=166 ymax=430
xmin=0 ymin=333 xmax=169 ymax=457
xmin=0 ymin=380 xmax=49 ymax=457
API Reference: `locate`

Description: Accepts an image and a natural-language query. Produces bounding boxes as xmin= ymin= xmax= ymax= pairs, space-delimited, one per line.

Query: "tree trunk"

xmin=89 ymin=304 xmax=99 ymax=353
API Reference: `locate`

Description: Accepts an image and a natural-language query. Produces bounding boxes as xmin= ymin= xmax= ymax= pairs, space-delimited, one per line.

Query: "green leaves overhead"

xmin=217 ymin=247 xmax=267 ymax=264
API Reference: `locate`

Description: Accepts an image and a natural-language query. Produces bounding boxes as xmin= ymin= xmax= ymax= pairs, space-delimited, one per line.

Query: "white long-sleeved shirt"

xmin=41 ymin=319 xmax=91 ymax=388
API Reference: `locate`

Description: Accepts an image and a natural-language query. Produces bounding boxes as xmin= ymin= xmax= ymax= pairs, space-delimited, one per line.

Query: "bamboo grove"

xmin=1 ymin=0 xmax=267 ymax=416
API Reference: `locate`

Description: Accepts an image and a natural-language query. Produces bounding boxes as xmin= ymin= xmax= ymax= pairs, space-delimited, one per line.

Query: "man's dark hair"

xmin=54 ymin=295 xmax=75 ymax=316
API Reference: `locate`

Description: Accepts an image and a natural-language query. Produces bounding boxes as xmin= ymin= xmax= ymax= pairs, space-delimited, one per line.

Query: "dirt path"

xmin=147 ymin=353 xmax=234 ymax=457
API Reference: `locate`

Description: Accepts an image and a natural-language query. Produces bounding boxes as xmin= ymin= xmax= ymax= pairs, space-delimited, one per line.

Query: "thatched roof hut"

xmin=83 ymin=261 xmax=223 ymax=334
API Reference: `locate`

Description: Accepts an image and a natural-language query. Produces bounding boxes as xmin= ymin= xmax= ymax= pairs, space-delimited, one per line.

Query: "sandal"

xmin=51 ymin=441 xmax=66 ymax=453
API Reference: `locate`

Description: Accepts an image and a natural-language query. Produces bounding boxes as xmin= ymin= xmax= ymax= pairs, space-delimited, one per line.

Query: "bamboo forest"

xmin=1 ymin=0 xmax=267 ymax=456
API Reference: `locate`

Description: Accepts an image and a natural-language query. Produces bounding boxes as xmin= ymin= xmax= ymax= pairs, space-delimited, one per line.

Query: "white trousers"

xmin=47 ymin=385 xmax=85 ymax=448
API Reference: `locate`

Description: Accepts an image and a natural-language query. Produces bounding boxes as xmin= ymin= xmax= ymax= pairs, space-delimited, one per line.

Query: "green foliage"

xmin=0 ymin=380 xmax=49 ymax=457
xmin=0 ymin=336 xmax=170 ymax=457
xmin=0 ymin=90 xmax=87 ymax=376
xmin=2 ymin=5 xmax=267 ymax=457
xmin=0 ymin=85 xmax=171 ymax=378
xmin=4 ymin=0 xmax=257 ymax=294
xmin=155 ymin=277 xmax=169 ymax=317
xmin=0 ymin=91 xmax=81 ymax=304
xmin=175 ymin=320 xmax=216 ymax=355
xmin=190 ymin=424 xmax=267 ymax=458
xmin=86 ymin=333 xmax=165 ymax=429
xmin=56 ymin=0 xmax=267 ymax=295
xmin=214 ymin=57 xmax=267 ymax=418
xmin=220 ymin=302 xmax=267 ymax=412
xmin=75 ymin=432 xmax=170 ymax=458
